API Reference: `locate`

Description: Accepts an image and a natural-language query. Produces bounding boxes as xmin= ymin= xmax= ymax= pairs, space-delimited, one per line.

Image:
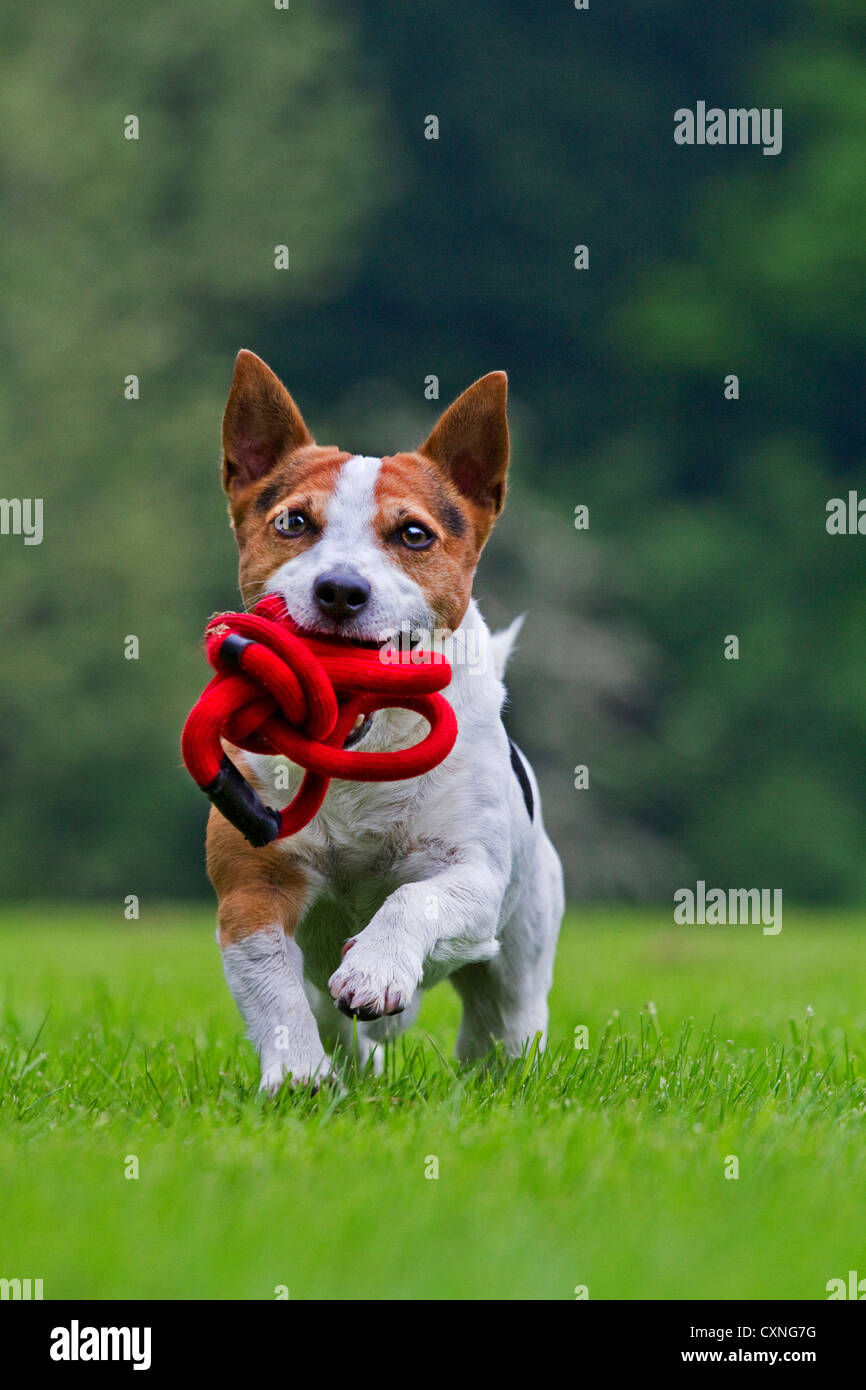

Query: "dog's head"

xmin=220 ymin=351 xmax=509 ymax=644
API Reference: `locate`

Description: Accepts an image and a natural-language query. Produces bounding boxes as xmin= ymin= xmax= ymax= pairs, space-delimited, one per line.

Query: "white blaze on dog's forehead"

xmin=267 ymin=452 xmax=433 ymax=637
xmin=323 ymin=456 xmax=382 ymax=543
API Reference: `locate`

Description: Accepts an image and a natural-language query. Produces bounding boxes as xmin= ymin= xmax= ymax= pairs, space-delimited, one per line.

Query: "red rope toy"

xmin=181 ymin=594 xmax=457 ymax=846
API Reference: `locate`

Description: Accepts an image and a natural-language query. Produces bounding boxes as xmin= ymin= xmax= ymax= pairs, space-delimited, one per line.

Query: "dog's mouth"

xmin=311 ymin=631 xmax=383 ymax=651
xmin=284 ymin=618 xmax=385 ymax=652
xmin=286 ymin=618 xmax=430 ymax=655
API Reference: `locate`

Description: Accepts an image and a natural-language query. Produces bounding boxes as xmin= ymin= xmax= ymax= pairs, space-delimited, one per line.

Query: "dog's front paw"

xmin=259 ymin=1051 xmax=335 ymax=1096
xmin=328 ymin=938 xmax=419 ymax=1021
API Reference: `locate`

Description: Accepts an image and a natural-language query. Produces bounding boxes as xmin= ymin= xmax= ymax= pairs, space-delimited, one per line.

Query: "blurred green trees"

xmin=0 ymin=0 xmax=393 ymax=894
xmin=1 ymin=0 xmax=863 ymax=900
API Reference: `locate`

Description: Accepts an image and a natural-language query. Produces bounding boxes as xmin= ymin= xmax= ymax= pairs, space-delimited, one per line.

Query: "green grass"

xmin=2 ymin=904 xmax=866 ymax=1300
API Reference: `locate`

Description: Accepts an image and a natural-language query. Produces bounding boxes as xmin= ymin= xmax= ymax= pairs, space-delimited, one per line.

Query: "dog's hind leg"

xmin=451 ymin=956 xmax=551 ymax=1060
xmin=451 ymin=831 xmax=564 ymax=1061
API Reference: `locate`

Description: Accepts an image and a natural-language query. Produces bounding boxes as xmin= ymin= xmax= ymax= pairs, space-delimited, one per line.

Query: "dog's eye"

xmin=396 ymin=521 xmax=435 ymax=550
xmin=274 ymin=509 xmax=311 ymax=538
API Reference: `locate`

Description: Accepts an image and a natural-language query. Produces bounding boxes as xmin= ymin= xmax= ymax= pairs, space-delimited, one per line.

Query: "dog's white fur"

xmin=220 ymin=456 xmax=564 ymax=1089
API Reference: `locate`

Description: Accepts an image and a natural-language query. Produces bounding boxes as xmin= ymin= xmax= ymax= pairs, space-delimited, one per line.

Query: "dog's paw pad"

xmin=328 ymin=953 xmax=415 ymax=1021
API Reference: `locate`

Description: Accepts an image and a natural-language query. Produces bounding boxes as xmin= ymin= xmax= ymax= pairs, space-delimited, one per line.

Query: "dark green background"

xmin=1 ymin=0 xmax=863 ymax=901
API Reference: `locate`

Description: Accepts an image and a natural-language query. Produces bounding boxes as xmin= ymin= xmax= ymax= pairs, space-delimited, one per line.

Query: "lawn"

xmin=1 ymin=904 xmax=865 ymax=1300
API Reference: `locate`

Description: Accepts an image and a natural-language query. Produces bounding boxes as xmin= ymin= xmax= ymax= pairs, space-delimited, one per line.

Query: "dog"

xmin=205 ymin=350 xmax=564 ymax=1090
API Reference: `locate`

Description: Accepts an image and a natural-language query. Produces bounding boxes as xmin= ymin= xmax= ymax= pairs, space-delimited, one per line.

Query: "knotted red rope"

xmin=181 ymin=594 xmax=457 ymax=846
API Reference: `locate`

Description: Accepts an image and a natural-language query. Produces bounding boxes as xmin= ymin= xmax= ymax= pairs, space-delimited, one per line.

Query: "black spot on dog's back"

xmin=508 ymin=739 xmax=534 ymax=820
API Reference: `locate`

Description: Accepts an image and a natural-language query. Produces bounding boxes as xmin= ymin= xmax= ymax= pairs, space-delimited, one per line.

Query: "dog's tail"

xmin=489 ymin=614 xmax=525 ymax=680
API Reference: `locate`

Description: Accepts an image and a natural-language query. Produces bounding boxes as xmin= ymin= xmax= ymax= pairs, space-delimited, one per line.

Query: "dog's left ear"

xmin=419 ymin=372 xmax=509 ymax=518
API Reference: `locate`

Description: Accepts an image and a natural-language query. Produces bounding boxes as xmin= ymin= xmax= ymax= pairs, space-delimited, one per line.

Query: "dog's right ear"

xmin=221 ymin=350 xmax=312 ymax=494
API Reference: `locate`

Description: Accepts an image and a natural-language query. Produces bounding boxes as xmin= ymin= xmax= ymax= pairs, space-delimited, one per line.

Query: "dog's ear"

xmin=419 ymin=372 xmax=509 ymax=516
xmin=221 ymin=350 xmax=312 ymax=493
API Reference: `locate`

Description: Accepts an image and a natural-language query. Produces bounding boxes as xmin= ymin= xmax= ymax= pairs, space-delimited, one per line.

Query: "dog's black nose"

xmin=313 ymin=568 xmax=371 ymax=621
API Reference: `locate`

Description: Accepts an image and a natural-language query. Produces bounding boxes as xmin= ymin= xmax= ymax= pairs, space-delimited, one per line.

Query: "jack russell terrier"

xmin=205 ymin=350 xmax=564 ymax=1090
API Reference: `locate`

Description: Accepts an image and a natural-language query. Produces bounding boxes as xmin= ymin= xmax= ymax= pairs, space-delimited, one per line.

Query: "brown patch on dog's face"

xmin=373 ymin=452 xmax=483 ymax=632
xmin=380 ymin=370 xmax=509 ymax=631
xmin=230 ymin=445 xmax=351 ymax=608
xmin=220 ymin=352 xmax=351 ymax=606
